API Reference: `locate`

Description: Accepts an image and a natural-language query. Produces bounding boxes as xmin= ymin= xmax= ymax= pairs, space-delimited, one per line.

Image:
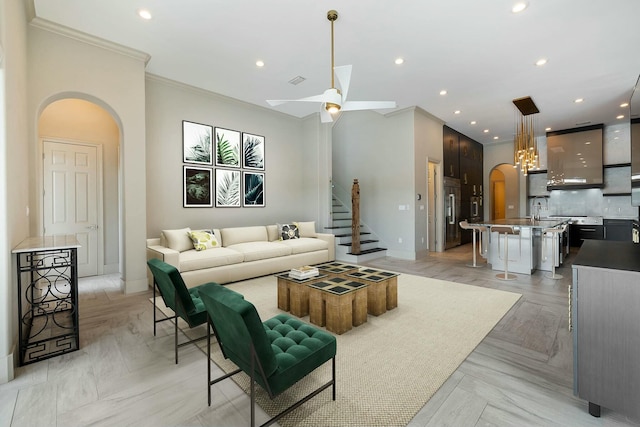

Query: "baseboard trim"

xmin=0 ymin=346 xmax=15 ymax=384
xmin=386 ymin=250 xmax=417 ymax=260
xmin=103 ymin=263 xmax=119 ymax=275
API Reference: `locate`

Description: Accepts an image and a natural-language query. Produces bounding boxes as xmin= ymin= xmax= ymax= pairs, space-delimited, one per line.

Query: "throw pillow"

xmin=162 ymin=227 xmax=193 ymax=252
xmin=188 ymin=230 xmax=219 ymax=251
xmin=278 ymin=223 xmax=300 ymax=240
xmin=294 ymin=221 xmax=317 ymax=238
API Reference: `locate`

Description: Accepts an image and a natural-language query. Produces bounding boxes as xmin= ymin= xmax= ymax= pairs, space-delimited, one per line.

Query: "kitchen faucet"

xmin=532 ymin=196 xmax=548 ymax=221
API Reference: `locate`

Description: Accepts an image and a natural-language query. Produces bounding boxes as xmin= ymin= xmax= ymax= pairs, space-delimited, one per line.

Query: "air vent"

xmin=576 ymin=121 xmax=592 ymax=126
xmin=288 ymin=76 xmax=306 ymax=85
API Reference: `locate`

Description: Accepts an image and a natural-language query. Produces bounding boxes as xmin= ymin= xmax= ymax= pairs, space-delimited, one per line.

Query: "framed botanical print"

xmin=182 ymin=121 xmax=213 ymax=165
xmin=242 ymin=132 xmax=265 ymax=170
xmin=183 ymin=166 xmax=212 ymax=207
xmin=215 ymin=127 xmax=241 ymax=168
xmin=243 ymin=171 xmax=264 ymax=207
xmin=215 ymin=168 xmax=241 ymax=207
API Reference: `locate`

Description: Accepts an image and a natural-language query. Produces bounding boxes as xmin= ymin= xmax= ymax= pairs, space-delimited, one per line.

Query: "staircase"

xmin=325 ymin=196 xmax=387 ymax=263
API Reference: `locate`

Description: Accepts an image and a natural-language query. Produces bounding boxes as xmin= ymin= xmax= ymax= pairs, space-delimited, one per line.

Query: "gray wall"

xmin=332 ymin=107 xmax=444 ymax=259
xmin=145 ymin=76 xmax=327 ymax=236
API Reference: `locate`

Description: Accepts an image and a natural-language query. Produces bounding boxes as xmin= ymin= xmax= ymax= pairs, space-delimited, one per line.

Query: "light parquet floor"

xmin=1 ymin=245 xmax=639 ymax=426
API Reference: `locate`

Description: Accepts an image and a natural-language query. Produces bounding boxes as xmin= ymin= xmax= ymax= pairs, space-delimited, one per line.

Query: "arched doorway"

xmin=38 ymin=98 xmax=120 ymax=277
xmin=489 ymin=163 xmax=520 ymax=220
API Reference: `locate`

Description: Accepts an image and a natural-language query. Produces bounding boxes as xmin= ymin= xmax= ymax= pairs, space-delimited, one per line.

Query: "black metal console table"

xmin=12 ymin=236 xmax=81 ymax=365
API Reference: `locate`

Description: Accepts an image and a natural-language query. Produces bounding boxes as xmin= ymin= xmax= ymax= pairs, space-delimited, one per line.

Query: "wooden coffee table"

xmin=314 ymin=261 xmax=360 ymax=276
xmin=307 ymin=277 xmax=368 ymax=335
xmin=276 ymin=272 xmax=329 ymax=317
xmin=345 ymin=268 xmax=399 ymax=316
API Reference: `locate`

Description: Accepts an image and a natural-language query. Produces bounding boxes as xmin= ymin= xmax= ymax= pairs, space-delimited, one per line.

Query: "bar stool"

xmin=492 ymin=225 xmax=519 ymax=281
xmin=543 ymin=224 xmax=567 ymax=280
xmin=459 ymin=220 xmax=487 ymax=268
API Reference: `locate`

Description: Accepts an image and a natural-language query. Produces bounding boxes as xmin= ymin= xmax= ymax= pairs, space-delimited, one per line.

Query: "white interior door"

xmin=43 ymin=140 xmax=99 ymax=277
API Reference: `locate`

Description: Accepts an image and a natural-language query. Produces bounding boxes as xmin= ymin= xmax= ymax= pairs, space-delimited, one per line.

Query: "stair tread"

xmin=324 ymin=225 xmax=362 ymax=230
xmin=338 ymin=240 xmax=379 ymax=246
xmin=347 ymin=248 xmax=387 ymax=255
xmin=333 ymin=232 xmax=371 ymax=237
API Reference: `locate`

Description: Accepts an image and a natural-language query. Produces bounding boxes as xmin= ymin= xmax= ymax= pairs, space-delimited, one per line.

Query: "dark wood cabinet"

xmin=443 ymin=125 xmax=460 ymax=179
xmin=443 ymin=125 xmax=483 ymax=244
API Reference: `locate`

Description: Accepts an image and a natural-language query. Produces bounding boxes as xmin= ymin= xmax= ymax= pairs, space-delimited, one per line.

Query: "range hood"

xmin=546 ymin=124 xmax=604 ymax=190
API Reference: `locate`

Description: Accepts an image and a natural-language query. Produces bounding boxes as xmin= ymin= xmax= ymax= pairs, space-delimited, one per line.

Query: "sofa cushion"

xmin=221 ymin=226 xmax=268 ymax=247
xmin=225 ymin=241 xmax=291 ymax=262
xmin=188 ymin=230 xmax=220 ymax=251
xmin=278 ymin=223 xmax=299 ymax=240
xmin=162 ymin=228 xmax=193 ymax=252
xmin=278 ymin=237 xmax=328 ymax=255
xmin=266 ymin=224 xmax=279 ymax=242
xmin=179 ymin=247 xmax=244 ymax=272
xmin=294 ymin=221 xmax=317 ymax=238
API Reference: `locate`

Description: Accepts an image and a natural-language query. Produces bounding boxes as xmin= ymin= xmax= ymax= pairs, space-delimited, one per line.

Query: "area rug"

xmin=157 ymin=273 xmax=520 ymax=426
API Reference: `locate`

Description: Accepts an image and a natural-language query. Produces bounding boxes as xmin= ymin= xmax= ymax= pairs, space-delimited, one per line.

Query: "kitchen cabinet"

xmin=443 ymin=125 xmax=483 ymax=244
xmin=604 ymin=219 xmax=633 ymax=241
xmin=443 ymin=125 xmax=460 ymax=179
xmin=572 ymin=241 xmax=640 ymax=420
xmin=571 ymin=224 xmax=604 ymax=246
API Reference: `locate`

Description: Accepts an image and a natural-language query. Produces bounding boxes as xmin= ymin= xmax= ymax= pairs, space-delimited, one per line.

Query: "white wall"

xmin=145 ymin=76 xmax=326 ymax=235
xmin=0 ymin=0 xmax=30 ymax=384
xmin=27 ymin=22 xmax=148 ymax=293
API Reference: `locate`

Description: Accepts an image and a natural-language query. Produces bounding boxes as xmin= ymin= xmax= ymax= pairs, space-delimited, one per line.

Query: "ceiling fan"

xmin=266 ymin=10 xmax=397 ymax=123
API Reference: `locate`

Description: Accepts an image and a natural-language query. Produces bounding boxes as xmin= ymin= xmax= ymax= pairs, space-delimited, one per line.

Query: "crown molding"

xmin=29 ymin=17 xmax=151 ymax=65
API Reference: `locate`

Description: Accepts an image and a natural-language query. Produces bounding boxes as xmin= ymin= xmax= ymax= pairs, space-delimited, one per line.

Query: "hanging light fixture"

xmin=512 ymin=96 xmax=540 ymax=176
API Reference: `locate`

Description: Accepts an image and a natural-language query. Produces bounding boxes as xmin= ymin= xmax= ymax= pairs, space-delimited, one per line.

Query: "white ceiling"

xmin=32 ymin=0 xmax=640 ymax=145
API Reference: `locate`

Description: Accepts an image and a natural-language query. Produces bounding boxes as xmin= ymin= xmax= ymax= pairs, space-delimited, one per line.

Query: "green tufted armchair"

xmin=199 ymin=283 xmax=337 ymax=427
xmin=147 ymin=258 xmax=217 ymax=364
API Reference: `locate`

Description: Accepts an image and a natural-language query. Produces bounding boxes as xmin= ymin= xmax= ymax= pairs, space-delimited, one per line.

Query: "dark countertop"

xmin=572 ymin=240 xmax=640 ymax=272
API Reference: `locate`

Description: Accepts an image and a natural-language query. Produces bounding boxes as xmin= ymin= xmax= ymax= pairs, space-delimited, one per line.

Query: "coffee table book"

xmin=289 ymin=266 xmax=319 ymax=280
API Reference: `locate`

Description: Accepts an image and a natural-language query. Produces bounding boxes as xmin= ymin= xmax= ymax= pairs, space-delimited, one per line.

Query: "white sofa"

xmin=146 ymin=223 xmax=335 ymax=288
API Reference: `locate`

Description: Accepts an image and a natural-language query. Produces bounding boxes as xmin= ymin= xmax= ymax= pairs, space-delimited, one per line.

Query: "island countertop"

xmin=471 ymin=218 xmax=568 ymax=229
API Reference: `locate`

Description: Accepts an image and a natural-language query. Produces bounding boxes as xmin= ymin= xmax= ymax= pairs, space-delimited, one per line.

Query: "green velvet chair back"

xmin=147 ymin=258 xmax=196 ymax=320
xmin=199 ymin=283 xmax=278 ymax=387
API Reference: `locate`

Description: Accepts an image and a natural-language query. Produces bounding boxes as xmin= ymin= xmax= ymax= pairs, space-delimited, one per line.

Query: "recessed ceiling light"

xmin=138 ymin=9 xmax=152 ymax=20
xmin=574 ymin=98 xmax=584 ymax=103
xmin=470 ymin=121 xmax=477 ymax=125
xmin=615 ymin=130 xmax=620 ymax=133
xmin=585 ymin=141 xmax=591 ymax=145
xmin=256 ymin=60 xmax=265 ymax=67
xmin=617 ymin=114 xmax=625 ymax=119
xmin=512 ymin=2 xmax=528 ymax=13
xmin=483 ymin=129 xmax=490 ymax=133
xmin=620 ymin=102 xmax=629 ymax=108
xmin=493 ymin=136 xmax=499 ymax=140
xmin=439 ymin=90 xmax=447 ymax=96
xmin=577 ymin=152 xmax=582 ymax=156
xmin=454 ymin=110 xmax=461 ymax=115
xmin=535 ymin=58 xmax=547 ymax=66
xmin=395 ymin=58 xmax=404 ymax=65
xmin=545 ymin=127 xmax=552 ymax=131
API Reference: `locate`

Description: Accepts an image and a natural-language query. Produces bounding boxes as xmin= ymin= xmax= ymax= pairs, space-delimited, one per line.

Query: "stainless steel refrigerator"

xmin=444 ymin=177 xmax=461 ymax=249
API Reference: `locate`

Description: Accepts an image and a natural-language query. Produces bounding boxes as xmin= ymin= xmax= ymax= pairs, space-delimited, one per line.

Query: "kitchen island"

xmin=472 ymin=218 xmax=568 ymax=275
xmin=571 ymin=240 xmax=640 ymax=420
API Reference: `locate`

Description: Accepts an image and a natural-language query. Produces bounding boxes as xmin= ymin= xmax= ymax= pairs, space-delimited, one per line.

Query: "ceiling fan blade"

xmin=320 ymin=107 xmax=334 ymax=123
xmin=266 ymin=93 xmax=330 ymax=107
xmin=341 ymin=101 xmax=397 ymax=111
xmin=334 ymin=65 xmax=352 ymax=101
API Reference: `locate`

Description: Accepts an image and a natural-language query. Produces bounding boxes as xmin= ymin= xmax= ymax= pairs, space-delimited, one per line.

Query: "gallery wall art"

xmin=215 ymin=127 xmax=241 ymax=168
xmin=183 ymin=166 xmax=212 ymax=207
xmin=215 ymin=169 xmax=241 ymax=207
xmin=182 ymin=121 xmax=265 ymax=208
xmin=242 ymin=133 xmax=265 ymax=170
xmin=183 ymin=121 xmax=213 ymax=165
xmin=243 ymin=171 xmax=264 ymax=207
